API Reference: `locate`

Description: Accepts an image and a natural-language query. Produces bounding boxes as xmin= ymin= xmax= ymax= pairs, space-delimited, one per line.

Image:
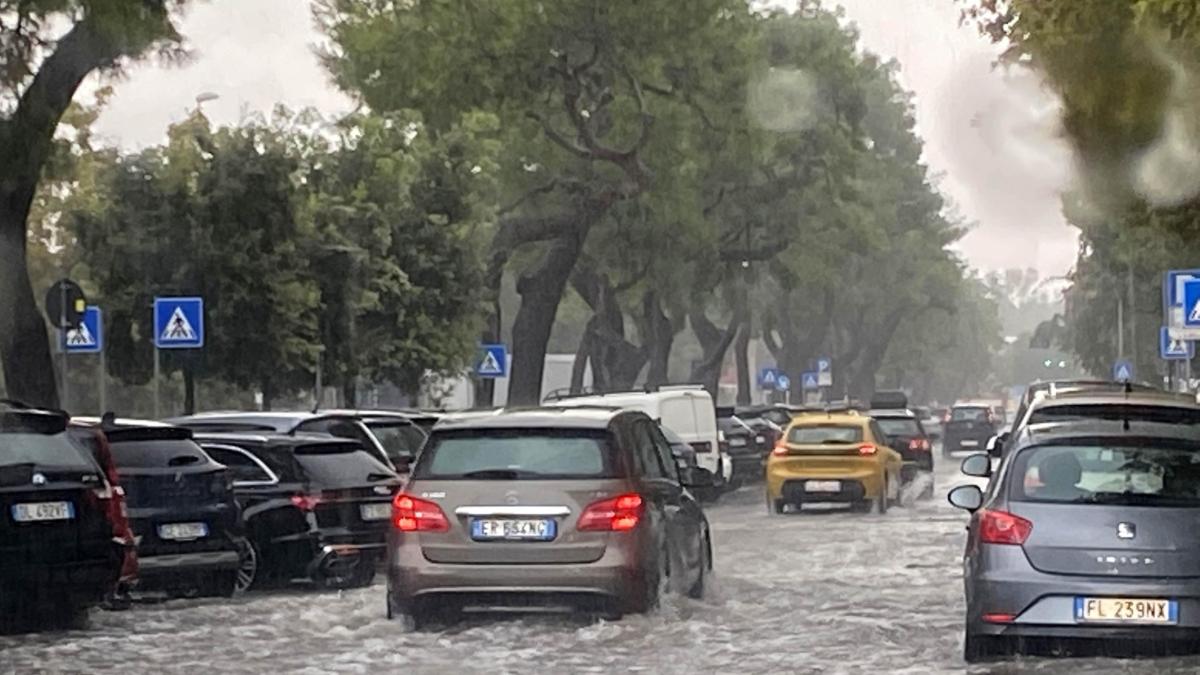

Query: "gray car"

xmin=386 ymin=407 xmax=712 ymax=627
xmin=950 ymin=420 xmax=1200 ymax=661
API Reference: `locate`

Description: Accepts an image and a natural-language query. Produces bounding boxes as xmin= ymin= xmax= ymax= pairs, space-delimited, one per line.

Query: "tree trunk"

xmin=735 ymin=319 xmax=751 ymax=406
xmin=641 ymin=291 xmax=676 ymax=387
xmin=570 ymin=318 xmax=598 ymax=394
xmin=508 ymin=229 xmax=589 ymax=405
xmin=688 ymin=310 xmax=744 ymax=396
xmin=183 ymin=363 xmax=196 ymax=415
xmin=0 ymin=221 xmax=57 ymax=407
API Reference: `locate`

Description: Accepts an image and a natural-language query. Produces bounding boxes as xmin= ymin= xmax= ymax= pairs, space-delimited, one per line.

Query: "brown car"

xmin=386 ymin=407 xmax=712 ymax=627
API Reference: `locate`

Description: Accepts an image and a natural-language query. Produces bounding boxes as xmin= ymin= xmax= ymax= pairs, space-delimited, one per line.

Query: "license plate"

xmin=11 ymin=501 xmax=74 ymax=522
xmin=1075 ymin=597 xmax=1177 ymax=624
xmin=805 ymin=480 xmax=841 ymax=493
xmin=471 ymin=518 xmax=556 ymax=541
xmin=158 ymin=522 xmax=208 ymax=541
xmin=360 ymin=503 xmax=391 ymax=521
xmin=960 ymin=440 xmax=979 ymax=447
xmin=730 ymin=437 xmax=748 ymax=447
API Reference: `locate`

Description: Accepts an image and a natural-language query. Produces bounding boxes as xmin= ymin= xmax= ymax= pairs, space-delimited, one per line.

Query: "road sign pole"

xmin=153 ymin=348 xmax=161 ymax=419
xmin=99 ymin=345 xmax=107 ymax=415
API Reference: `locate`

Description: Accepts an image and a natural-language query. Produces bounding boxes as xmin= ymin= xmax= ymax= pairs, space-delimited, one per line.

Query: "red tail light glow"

xmin=392 ymin=494 xmax=450 ymax=532
xmin=978 ymin=509 xmax=1033 ymax=545
xmin=772 ymin=441 xmax=789 ymax=457
xmin=290 ymin=494 xmax=324 ymax=511
xmin=578 ymin=493 xmax=644 ymax=532
xmin=908 ymin=438 xmax=931 ymax=452
xmin=857 ymin=444 xmax=877 ymax=456
xmin=981 ymin=612 xmax=1016 ymax=624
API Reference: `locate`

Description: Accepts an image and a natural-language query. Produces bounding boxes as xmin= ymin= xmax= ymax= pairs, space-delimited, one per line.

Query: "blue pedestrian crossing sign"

xmin=758 ymin=367 xmax=783 ymax=390
xmin=1160 ymin=327 xmax=1194 ymax=360
xmin=475 ymin=344 xmax=508 ymax=378
xmin=801 ymin=372 xmax=819 ymax=390
xmin=1112 ymin=359 xmax=1135 ymax=383
xmin=777 ymin=374 xmax=791 ymax=392
xmin=1185 ymin=280 xmax=1200 ymax=328
xmin=154 ymin=297 xmax=204 ymax=349
xmin=63 ymin=306 xmax=102 ymax=354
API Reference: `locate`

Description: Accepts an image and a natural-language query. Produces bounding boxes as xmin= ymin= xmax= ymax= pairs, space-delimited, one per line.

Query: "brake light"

xmin=908 ymin=438 xmax=931 ymax=452
xmin=392 ymin=493 xmax=450 ymax=532
xmin=290 ymin=494 xmax=324 ymax=511
xmin=978 ymin=509 xmax=1032 ymax=545
xmin=578 ymin=493 xmax=644 ymax=532
xmin=981 ymin=612 xmax=1016 ymax=624
xmin=772 ymin=440 xmax=789 ymax=456
xmin=858 ymin=444 xmax=877 ymax=456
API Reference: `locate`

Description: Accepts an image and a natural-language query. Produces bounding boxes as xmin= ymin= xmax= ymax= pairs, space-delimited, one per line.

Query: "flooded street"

xmin=2 ymin=457 xmax=1195 ymax=674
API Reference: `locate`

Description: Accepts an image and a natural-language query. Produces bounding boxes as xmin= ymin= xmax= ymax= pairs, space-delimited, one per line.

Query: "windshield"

xmin=951 ymin=407 xmax=990 ymax=422
xmin=108 ymin=438 xmax=211 ymax=469
xmin=414 ymin=429 xmax=618 ymax=480
xmin=1012 ymin=442 xmax=1200 ymax=507
xmin=293 ymin=443 xmax=395 ymax=487
xmin=787 ymin=426 xmax=862 ymax=444
xmin=365 ymin=421 xmax=426 ymax=461
xmin=875 ymin=418 xmax=922 ymax=438
xmin=0 ymin=432 xmax=97 ymax=470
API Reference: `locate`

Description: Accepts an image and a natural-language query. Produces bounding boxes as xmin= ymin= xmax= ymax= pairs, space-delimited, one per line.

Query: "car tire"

xmin=386 ymin=594 xmax=424 ymax=631
xmin=873 ymin=474 xmax=889 ymax=514
xmin=233 ymin=537 xmax=259 ymax=594
xmin=317 ymin=555 xmax=376 ymax=590
xmin=963 ymin=632 xmax=1009 ymax=663
xmin=767 ymin=495 xmax=785 ymax=515
xmin=687 ymin=531 xmax=712 ymax=600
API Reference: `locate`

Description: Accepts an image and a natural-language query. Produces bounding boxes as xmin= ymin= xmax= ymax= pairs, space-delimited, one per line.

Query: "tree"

xmin=0 ymin=1 xmax=191 ymax=407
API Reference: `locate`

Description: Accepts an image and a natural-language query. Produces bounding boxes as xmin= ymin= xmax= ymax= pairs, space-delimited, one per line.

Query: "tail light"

xmin=290 ymin=494 xmax=324 ymax=511
xmin=772 ymin=441 xmax=789 ymax=457
xmin=977 ymin=509 xmax=1032 ymax=545
xmin=392 ymin=493 xmax=450 ymax=532
xmin=690 ymin=442 xmax=713 ymax=454
xmin=908 ymin=438 xmax=931 ymax=452
xmin=981 ymin=612 xmax=1016 ymax=624
xmin=578 ymin=493 xmax=643 ymax=531
xmin=857 ymin=444 xmax=877 ymax=456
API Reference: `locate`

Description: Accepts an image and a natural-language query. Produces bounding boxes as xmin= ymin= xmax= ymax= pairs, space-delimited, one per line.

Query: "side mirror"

xmin=948 ymin=484 xmax=984 ymax=512
xmin=986 ymin=432 xmax=1009 ymax=458
xmin=960 ymin=453 xmax=992 ymax=478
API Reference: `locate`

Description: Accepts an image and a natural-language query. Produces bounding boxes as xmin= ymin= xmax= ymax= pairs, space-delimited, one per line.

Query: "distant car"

xmin=950 ymin=420 xmax=1200 ymax=661
xmin=194 ymin=432 xmax=401 ymax=590
xmin=74 ymin=417 xmax=245 ymax=598
xmin=942 ymin=403 xmax=999 ymax=456
xmin=766 ymin=412 xmax=903 ymax=514
xmin=0 ymin=404 xmax=123 ymax=627
xmin=716 ymin=411 xmax=767 ymax=485
xmin=868 ymin=409 xmax=935 ymax=499
xmin=547 ymin=386 xmax=732 ymax=490
xmin=386 ymin=407 xmax=712 ymax=627
xmin=170 ymin=411 xmax=406 ymax=470
xmin=316 ymin=409 xmax=429 ymax=468
xmin=68 ymin=425 xmax=138 ymax=603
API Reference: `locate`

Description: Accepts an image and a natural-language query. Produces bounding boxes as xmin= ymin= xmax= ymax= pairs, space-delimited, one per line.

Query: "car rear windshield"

xmin=414 ymin=429 xmax=618 ymax=480
xmin=1011 ymin=442 xmax=1200 ymax=506
xmin=787 ymin=425 xmax=862 ymax=444
xmin=109 ymin=438 xmax=212 ymax=469
xmin=1027 ymin=404 xmax=1200 ymax=427
xmin=366 ymin=421 xmax=426 ymax=460
xmin=951 ymin=407 xmax=989 ymax=422
xmin=876 ymin=418 xmax=922 ymax=437
xmin=294 ymin=442 xmax=395 ymax=486
xmin=0 ymin=432 xmax=97 ymax=470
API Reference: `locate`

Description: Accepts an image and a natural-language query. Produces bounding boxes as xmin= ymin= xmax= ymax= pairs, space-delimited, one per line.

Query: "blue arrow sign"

xmin=801 ymin=372 xmax=819 ymax=390
xmin=154 ymin=297 xmax=204 ymax=349
xmin=1113 ymin=359 xmax=1135 ymax=382
xmin=777 ymin=374 xmax=791 ymax=392
xmin=1161 ymin=327 xmax=1195 ymax=360
xmin=63 ymin=306 xmax=102 ymax=354
xmin=475 ymin=344 xmax=508 ymax=378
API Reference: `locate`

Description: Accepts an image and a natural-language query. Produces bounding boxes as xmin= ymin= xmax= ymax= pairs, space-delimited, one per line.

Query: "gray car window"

xmin=1011 ymin=442 xmax=1200 ymax=506
xmin=647 ymin=423 xmax=680 ymax=482
xmin=202 ymin=445 xmax=274 ymax=483
xmin=631 ymin=420 xmax=666 ymax=479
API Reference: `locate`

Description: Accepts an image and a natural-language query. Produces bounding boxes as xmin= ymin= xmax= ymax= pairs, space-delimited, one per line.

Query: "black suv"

xmin=0 ymin=404 xmax=122 ymax=627
xmin=194 ymin=432 xmax=401 ymax=589
xmin=75 ymin=418 xmax=245 ymax=597
xmin=716 ymin=409 xmax=768 ymax=485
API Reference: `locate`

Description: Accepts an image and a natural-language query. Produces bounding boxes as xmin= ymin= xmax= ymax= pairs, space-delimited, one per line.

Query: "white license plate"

xmin=11 ymin=501 xmax=74 ymax=522
xmin=805 ymin=480 xmax=841 ymax=493
xmin=158 ymin=522 xmax=208 ymax=541
xmin=360 ymin=503 xmax=392 ymax=521
xmin=1075 ymin=597 xmax=1176 ymax=624
xmin=730 ymin=438 xmax=748 ymax=447
xmin=960 ymin=440 xmax=979 ymax=447
xmin=471 ymin=518 xmax=556 ymax=541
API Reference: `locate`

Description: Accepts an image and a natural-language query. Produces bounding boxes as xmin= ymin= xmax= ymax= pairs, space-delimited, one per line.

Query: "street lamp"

xmin=193 ymin=92 xmax=219 ymax=112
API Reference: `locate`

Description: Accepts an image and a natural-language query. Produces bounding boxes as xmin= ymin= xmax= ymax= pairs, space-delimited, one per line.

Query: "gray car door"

xmin=632 ymin=417 xmax=701 ymax=590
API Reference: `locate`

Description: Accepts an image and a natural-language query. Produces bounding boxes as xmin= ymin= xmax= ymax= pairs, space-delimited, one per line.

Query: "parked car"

xmin=193 ymin=432 xmax=402 ymax=590
xmin=868 ymin=409 xmax=935 ymax=499
xmin=942 ymin=403 xmax=999 ymax=456
xmin=660 ymin=425 xmax=698 ymax=472
xmin=924 ymin=407 xmax=948 ymax=440
xmin=547 ymin=385 xmax=732 ymax=490
xmin=386 ymin=407 xmax=712 ymax=627
xmin=315 ymin=409 xmax=429 ymax=468
xmin=950 ymin=420 xmax=1200 ymax=661
xmin=73 ymin=417 xmax=245 ymax=597
xmin=0 ymin=403 xmax=123 ymax=627
xmin=170 ymin=411 xmax=406 ymax=471
xmin=716 ymin=409 xmax=767 ymax=485
xmin=766 ymin=411 xmax=903 ymax=514
xmin=67 ymin=425 xmax=138 ymax=604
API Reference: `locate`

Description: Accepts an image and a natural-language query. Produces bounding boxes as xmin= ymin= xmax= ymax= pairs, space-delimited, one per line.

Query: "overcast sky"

xmin=91 ymin=0 xmax=1079 ymax=277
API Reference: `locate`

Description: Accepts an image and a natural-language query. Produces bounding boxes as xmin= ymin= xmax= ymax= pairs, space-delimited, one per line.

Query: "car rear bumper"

xmin=137 ymin=549 xmax=240 ymax=576
xmin=387 ymin=540 xmax=644 ymax=612
xmin=967 ymin=545 xmax=1200 ymax=638
xmin=765 ymin=463 xmax=882 ymax=501
xmin=1 ymin=557 xmax=122 ymax=600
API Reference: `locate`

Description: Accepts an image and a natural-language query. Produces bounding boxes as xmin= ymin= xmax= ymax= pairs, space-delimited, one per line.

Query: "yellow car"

xmin=765 ymin=412 xmax=903 ymax=514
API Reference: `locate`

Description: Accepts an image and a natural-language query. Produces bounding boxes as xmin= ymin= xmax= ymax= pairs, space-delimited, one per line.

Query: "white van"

xmin=547 ymin=386 xmax=733 ymax=484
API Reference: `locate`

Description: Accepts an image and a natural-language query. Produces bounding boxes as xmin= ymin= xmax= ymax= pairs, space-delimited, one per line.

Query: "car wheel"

xmin=232 ymin=537 xmax=259 ymax=594
xmin=317 ymin=554 xmax=376 ymax=590
xmin=873 ymin=474 xmax=889 ymax=514
xmin=687 ymin=531 xmax=711 ymax=600
xmin=386 ymin=594 xmax=424 ymax=631
xmin=767 ymin=495 xmax=785 ymax=515
xmin=963 ymin=632 xmax=1010 ymax=663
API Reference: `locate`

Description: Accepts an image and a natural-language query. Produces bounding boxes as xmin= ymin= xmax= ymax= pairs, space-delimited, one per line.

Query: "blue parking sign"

xmin=154 ymin=297 xmax=204 ymax=349
xmin=63 ymin=306 xmax=102 ymax=354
